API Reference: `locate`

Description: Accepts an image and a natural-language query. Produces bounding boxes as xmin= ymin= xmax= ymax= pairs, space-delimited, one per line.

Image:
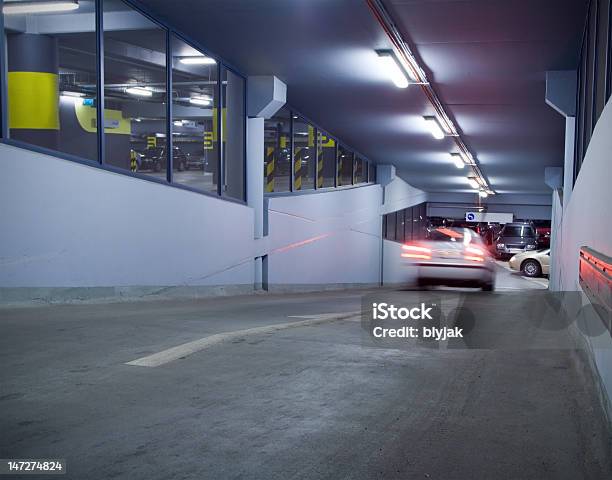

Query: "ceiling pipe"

xmin=366 ymin=0 xmax=494 ymax=194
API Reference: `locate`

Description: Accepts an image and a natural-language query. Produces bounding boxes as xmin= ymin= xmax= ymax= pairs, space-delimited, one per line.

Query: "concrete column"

xmin=563 ymin=117 xmax=575 ymax=210
xmin=7 ymin=33 xmax=59 ymax=150
xmin=247 ymin=117 xmax=265 ymax=239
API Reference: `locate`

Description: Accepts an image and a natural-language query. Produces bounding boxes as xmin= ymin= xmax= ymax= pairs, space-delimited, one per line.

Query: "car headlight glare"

xmin=526 ymin=244 xmax=536 ymax=250
xmin=496 ymin=243 xmax=505 ymax=249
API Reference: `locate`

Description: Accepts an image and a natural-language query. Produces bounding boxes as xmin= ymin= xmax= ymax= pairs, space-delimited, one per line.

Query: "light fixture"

xmin=134 ymin=118 xmax=142 ymax=122
xmin=179 ymin=56 xmax=216 ymax=65
xmin=478 ymin=190 xmax=489 ymax=198
xmin=376 ymin=50 xmax=409 ymax=89
xmin=467 ymin=177 xmax=479 ymax=189
xmin=3 ymin=0 xmax=79 ymax=14
xmin=173 ymin=120 xmax=183 ymax=127
xmin=189 ymin=96 xmax=211 ymax=106
xmin=61 ymin=90 xmax=84 ymax=98
xmin=423 ymin=116 xmax=445 ymax=140
xmin=126 ymin=86 xmax=153 ymax=97
xmin=450 ymin=153 xmax=464 ymax=169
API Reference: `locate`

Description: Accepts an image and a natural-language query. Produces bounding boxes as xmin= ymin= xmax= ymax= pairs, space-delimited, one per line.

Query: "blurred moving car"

xmin=494 ymin=222 xmax=537 ymax=259
xmin=508 ymin=249 xmax=550 ymax=277
xmin=402 ymin=227 xmax=496 ymax=291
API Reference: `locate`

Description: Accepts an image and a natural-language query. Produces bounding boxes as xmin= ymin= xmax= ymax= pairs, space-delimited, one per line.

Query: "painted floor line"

xmin=125 ymin=311 xmax=361 ymax=368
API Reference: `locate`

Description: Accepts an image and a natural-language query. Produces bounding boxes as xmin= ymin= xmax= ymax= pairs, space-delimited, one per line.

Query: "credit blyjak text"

xmin=371 ymin=302 xmax=463 ymax=341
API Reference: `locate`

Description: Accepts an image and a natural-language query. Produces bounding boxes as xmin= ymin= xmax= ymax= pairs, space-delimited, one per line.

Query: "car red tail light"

xmin=464 ymin=245 xmax=485 ymax=262
xmin=401 ymin=244 xmax=432 ymax=260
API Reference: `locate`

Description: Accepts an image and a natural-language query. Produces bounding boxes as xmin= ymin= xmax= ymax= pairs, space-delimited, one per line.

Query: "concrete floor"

xmin=0 ymin=266 xmax=610 ymax=479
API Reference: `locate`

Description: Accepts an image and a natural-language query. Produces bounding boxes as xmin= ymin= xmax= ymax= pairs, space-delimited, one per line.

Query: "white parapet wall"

xmin=266 ymin=185 xmax=383 ymax=290
xmin=552 ymin=97 xmax=612 ymax=418
xmin=0 ymin=143 xmax=255 ymax=303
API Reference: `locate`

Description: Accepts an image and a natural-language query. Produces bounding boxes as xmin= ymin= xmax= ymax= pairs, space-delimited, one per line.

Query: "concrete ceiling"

xmin=140 ymin=0 xmax=588 ymax=194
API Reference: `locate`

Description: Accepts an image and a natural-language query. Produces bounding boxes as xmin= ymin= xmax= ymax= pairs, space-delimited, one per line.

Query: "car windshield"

xmin=503 ymin=226 xmax=534 ymax=237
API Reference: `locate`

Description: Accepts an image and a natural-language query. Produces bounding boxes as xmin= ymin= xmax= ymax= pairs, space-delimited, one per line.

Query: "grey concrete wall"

xmin=552 ymin=97 xmax=612 ymax=417
xmin=0 ymin=143 xmax=255 ymax=301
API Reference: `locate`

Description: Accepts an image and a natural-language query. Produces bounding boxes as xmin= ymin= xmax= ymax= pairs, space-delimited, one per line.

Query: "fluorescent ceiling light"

xmin=179 ymin=56 xmax=216 ymax=65
xmin=3 ymin=0 xmax=79 ymax=14
xmin=61 ymin=90 xmax=84 ymax=97
xmin=478 ymin=190 xmax=489 ymax=198
xmin=376 ymin=50 xmax=409 ymax=89
xmin=423 ymin=116 xmax=445 ymax=140
xmin=126 ymin=86 xmax=153 ymax=97
xmin=189 ymin=96 xmax=211 ymax=106
xmin=450 ymin=153 xmax=464 ymax=169
xmin=173 ymin=120 xmax=182 ymax=127
xmin=467 ymin=177 xmax=479 ymax=189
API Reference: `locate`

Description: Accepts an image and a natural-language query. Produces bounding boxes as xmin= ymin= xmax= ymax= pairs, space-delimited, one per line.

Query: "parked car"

xmin=185 ymin=154 xmax=208 ymax=171
xmin=402 ymin=227 xmax=496 ymax=291
xmin=508 ymin=249 xmax=550 ymax=277
xmin=536 ymin=227 xmax=551 ymax=248
xmin=494 ymin=222 xmax=537 ymax=259
xmin=138 ymin=146 xmax=188 ymax=172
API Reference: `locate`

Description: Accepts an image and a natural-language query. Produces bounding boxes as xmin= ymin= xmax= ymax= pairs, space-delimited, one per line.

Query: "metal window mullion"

xmin=334 ymin=142 xmax=339 ymax=188
xmin=289 ymin=112 xmax=294 ymax=192
xmin=351 ymin=153 xmax=356 ymax=185
xmin=96 ymin=0 xmax=105 ymax=165
xmin=217 ymin=64 xmax=223 ymax=196
xmin=0 ymin=0 xmax=7 ymax=140
xmin=591 ymin=0 xmax=599 ymax=131
xmin=166 ymin=30 xmax=172 ymax=183
xmin=313 ymin=127 xmax=319 ymax=190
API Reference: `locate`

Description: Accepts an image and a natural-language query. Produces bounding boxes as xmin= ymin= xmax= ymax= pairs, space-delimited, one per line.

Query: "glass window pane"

xmin=221 ymin=68 xmax=245 ymax=201
xmin=337 ymin=145 xmax=353 ymax=186
xmin=4 ymin=2 xmax=97 ymax=160
xmin=316 ymin=130 xmax=336 ymax=188
xmin=369 ymin=162 xmax=376 ymax=183
xmin=386 ymin=212 xmax=396 ymax=241
xmin=396 ymin=209 xmax=405 ymax=243
xmin=404 ymin=208 xmax=413 ymax=241
xmin=171 ymin=35 xmax=219 ymax=194
xmin=354 ymin=156 xmax=366 ymax=183
xmin=292 ymin=116 xmax=315 ymax=190
xmin=103 ymin=0 xmax=167 ymax=179
xmin=264 ymin=107 xmax=291 ymax=192
xmin=595 ymin=0 xmax=609 ymax=123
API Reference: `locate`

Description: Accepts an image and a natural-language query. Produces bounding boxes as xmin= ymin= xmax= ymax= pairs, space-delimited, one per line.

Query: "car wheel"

xmin=153 ymin=162 xmax=162 ymax=173
xmin=521 ymin=259 xmax=541 ymax=278
xmin=482 ymin=282 xmax=494 ymax=292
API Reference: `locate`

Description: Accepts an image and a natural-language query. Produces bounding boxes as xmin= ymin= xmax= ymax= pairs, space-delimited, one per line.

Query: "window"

xmin=383 ymin=203 xmax=429 ymax=243
xmin=316 ymin=130 xmax=336 ymax=188
xmin=595 ymin=0 xmax=610 ymax=122
xmin=386 ymin=212 xmax=396 ymax=241
xmin=4 ymin=1 xmax=98 ymax=160
xmin=103 ymin=0 xmax=167 ymax=179
xmin=369 ymin=162 xmax=376 ymax=183
xmin=395 ymin=209 xmax=405 ymax=243
xmin=354 ymin=156 xmax=366 ymax=184
xmin=221 ymin=67 xmax=245 ymax=200
xmin=292 ymin=116 xmax=315 ymax=190
xmin=264 ymin=107 xmax=291 ymax=192
xmin=171 ymin=35 xmax=219 ymax=194
xmin=337 ymin=144 xmax=353 ymax=186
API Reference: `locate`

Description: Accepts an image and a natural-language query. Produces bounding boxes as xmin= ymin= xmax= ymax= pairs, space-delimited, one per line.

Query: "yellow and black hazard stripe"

xmin=317 ymin=148 xmax=324 ymax=188
xmin=147 ymin=136 xmax=157 ymax=149
xmin=265 ymin=146 xmax=275 ymax=193
xmin=294 ymin=147 xmax=302 ymax=191
xmin=130 ymin=150 xmax=138 ymax=172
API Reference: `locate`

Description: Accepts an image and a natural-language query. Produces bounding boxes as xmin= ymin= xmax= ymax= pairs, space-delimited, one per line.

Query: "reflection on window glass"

xmin=395 ymin=209 xmax=405 ymax=243
xmin=369 ymin=162 xmax=376 ymax=183
xmin=316 ymin=130 xmax=336 ymax=188
xmin=171 ymin=35 xmax=218 ymax=194
xmin=222 ymin=68 xmax=245 ymax=200
xmin=103 ymin=0 xmax=167 ymax=179
xmin=337 ymin=145 xmax=353 ymax=186
xmin=386 ymin=212 xmax=396 ymax=241
xmin=354 ymin=156 xmax=366 ymax=183
xmin=293 ymin=116 xmax=315 ymax=190
xmin=264 ymin=107 xmax=290 ymax=192
xmin=4 ymin=1 xmax=97 ymax=160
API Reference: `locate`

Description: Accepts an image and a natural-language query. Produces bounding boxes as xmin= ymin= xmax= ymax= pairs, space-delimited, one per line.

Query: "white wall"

xmin=552 ymin=98 xmax=612 ymax=415
xmin=266 ymin=185 xmax=383 ymax=288
xmin=0 ymin=144 xmax=255 ymax=296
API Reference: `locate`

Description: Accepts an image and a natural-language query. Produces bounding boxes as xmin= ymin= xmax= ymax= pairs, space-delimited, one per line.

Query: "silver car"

xmin=402 ymin=227 xmax=496 ymax=291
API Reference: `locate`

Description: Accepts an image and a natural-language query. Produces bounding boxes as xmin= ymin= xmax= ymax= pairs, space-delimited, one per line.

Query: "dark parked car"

xmin=494 ymin=222 xmax=537 ymax=259
xmin=536 ymin=226 xmax=551 ymax=248
xmin=138 ymin=146 xmax=187 ymax=172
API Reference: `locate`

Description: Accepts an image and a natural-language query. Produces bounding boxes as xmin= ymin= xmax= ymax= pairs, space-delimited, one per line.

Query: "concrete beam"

xmin=546 ymin=70 xmax=577 ymax=117
xmin=247 ymin=76 xmax=286 ymax=119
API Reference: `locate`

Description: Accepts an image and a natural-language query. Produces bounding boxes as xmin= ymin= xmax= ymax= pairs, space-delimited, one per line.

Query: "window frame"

xmin=0 ymin=0 xmax=248 ymax=205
